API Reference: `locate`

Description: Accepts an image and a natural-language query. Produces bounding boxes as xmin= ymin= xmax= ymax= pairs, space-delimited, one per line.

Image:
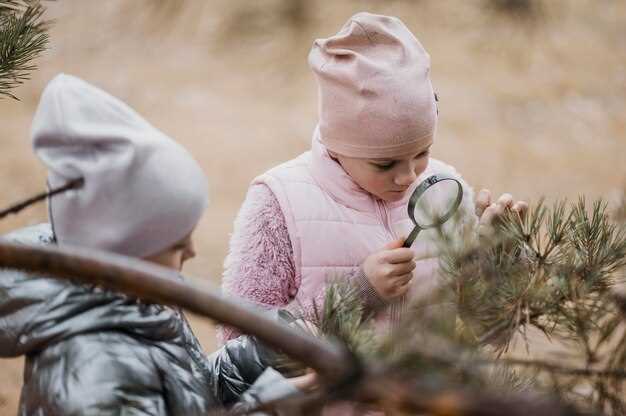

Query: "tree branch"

xmin=500 ymin=357 xmax=626 ymax=379
xmin=0 ymin=240 xmax=355 ymax=384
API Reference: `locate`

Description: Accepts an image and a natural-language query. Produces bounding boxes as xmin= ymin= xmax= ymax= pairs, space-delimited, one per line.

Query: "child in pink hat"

xmin=219 ymin=12 xmax=526 ymax=343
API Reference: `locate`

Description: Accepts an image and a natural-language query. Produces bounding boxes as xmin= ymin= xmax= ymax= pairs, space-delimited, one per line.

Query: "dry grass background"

xmin=0 ymin=0 xmax=624 ymax=412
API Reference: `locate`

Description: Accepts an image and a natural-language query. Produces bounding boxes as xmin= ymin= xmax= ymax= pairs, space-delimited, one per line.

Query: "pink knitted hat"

xmin=309 ymin=12 xmax=437 ymax=159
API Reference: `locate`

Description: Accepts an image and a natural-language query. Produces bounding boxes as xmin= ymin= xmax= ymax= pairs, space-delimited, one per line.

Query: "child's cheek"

xmin=373 ymin=173 xmax=392 ymax=193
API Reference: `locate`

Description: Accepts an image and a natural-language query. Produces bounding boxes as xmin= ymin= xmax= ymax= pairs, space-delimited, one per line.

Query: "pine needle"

xmin=0 ymin=0 xmax=50 ymax=99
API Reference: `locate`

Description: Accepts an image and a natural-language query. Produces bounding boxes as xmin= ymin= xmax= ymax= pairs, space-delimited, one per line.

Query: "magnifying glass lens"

xmin=412 ymin=179 xmax=461 ymax=228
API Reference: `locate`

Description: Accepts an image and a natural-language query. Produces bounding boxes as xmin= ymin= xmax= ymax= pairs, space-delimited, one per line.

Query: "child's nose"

xmin=394 ymin=170 xmax=417 ymax=187
xmin=184 ymin=244 xmax=196 ymax=261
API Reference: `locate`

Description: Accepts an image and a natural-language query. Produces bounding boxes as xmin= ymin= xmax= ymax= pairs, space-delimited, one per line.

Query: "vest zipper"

xmin=376 ymin=199 xmax=396 ymax=240
xmin=376 ymin=199 xmax=405 ymax=331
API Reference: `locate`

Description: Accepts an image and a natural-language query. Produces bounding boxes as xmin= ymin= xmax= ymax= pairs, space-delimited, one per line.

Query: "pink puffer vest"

xmin=253 ymin=130 xmax=476 ymax=313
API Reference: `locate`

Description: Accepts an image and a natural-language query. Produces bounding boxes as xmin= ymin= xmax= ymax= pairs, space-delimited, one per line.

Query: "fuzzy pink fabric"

xmin=218 ymin=184 xmax=381 ymax=344
xmin=218 ymin=184 xmax=296 ymax=343
xmin=219 ymin=184 xmax=388 ymax=414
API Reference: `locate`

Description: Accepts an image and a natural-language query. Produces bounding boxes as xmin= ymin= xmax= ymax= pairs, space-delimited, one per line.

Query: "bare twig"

xmin=0 ymin=177 xmax=84 ymax=219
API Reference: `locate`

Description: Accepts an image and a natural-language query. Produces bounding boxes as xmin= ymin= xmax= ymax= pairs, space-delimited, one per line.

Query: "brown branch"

xmin=614 ymin=293 xmax=626 ymax=317
xmin=231 ymin=366 xmax=592 ymax=416
xmin=499 ymin=357 xmax=626 ymax=379
xmin=352 ymin=373 xmax=588 ymax=416
xmin=0 ymin=240 xmax=354 ymax=383
xmin=0 ymin=241 xmax=599 ymax=416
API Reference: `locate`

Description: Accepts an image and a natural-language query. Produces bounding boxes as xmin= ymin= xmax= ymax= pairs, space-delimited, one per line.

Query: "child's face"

xmin=144 ymin=232 xmax=196 ymax=271
xmin=330 ymin=139 xmax=433 ymax=202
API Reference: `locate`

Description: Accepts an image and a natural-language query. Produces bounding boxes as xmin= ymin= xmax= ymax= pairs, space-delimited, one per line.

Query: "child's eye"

xmin=415 ymin=150 xmax=430 ymax=159
xmin=372 ymin=162 xmax=395 ymax=171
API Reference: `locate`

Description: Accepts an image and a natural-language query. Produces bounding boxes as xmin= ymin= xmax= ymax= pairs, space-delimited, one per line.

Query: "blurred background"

xmin=1 ymin=0 xmax=624 ymax=412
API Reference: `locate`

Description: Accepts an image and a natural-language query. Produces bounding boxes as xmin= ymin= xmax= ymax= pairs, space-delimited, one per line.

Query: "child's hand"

xmin=288 ymin=370 xmax=318 ymax=392
xmin=362 ymin=239 xmax=416 ymax=301
xmin=476 ymin=189 xmax=528 ymax=239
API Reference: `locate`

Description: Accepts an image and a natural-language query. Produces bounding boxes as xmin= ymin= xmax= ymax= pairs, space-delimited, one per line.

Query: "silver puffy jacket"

xmin=0 ymin=224 xmax=296 ymax=415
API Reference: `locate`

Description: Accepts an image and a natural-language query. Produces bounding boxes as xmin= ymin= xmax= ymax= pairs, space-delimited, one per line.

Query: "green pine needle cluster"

xmin=0 ymin=0 xmax=49 ymax=99
xmin=614 ymin=186 xmax=626 ymax=225
xmin=441 ymin=198 xmax=626 ymax=413
xmin=275 ymin=280 xmax=379 ymax=378
xmin=288 ymin=278 xmax=536 ymax=403
xmin=445 ymin=199 xmax=626 ymax=351
xmin=310 ymin=280 xmax=379 ymax=359
xmin=304 ymin=197 xmax=626 ymax=414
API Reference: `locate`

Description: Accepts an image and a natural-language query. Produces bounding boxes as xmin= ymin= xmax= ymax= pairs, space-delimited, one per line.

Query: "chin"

xmin=383 ymin=191 xmax=407 ymax=202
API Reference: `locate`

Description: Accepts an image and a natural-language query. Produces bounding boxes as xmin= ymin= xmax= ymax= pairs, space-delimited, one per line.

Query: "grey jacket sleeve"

xmin=206 ymin=333 xmax=280 ymax=406
xmin=232 ymin=368 xmax=301 ymax=416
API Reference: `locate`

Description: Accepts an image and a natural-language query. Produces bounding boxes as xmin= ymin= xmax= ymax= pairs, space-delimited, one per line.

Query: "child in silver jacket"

xmin=0 ymin=74 xmax=300 ymax=415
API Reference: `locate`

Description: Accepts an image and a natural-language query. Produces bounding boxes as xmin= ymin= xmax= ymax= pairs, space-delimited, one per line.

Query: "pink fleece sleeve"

xmin=217 ymin=184 xmax=389 ymax=344
xmin=217 ymin=184 xmax=297 ymax=344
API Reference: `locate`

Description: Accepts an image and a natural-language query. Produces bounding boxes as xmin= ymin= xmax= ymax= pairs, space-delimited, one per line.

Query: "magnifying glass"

xmin=403 ymin=174 xmax=464 ymax=248
xmin=390 ymin=174 xmax=464 ymax=329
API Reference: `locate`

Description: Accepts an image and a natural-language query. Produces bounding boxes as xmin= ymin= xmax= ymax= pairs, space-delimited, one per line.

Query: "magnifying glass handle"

xmin=403 ymin=226 xmax=421 ymax=248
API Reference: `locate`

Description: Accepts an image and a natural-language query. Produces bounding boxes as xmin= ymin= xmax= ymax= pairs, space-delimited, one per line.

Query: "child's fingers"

xmin=383 ymin=247 xmax=415 ymax=264
xmin=389 ymin=260 xmax=416 ymax=276
xmin=391 ymin=272 xmax=413 ymax=286
xmin=512 ymin=200 xmax=529 ymax=216
xmin=383 ymin=238 xmax=405 ymax=250
xmin=289 ymin=371 xmax=319 ymax=391
xmin=394 ymin=278 xmax=412 ymax=297
xmin=475 ymin=189 xmax=491 ymax=217
xmin=492 ymin=202 xmax=506 ymax=217
xmin=479 ymin=203 xmax=501 ymax=226
xmin=495 ymin=193 xmax=514 ymax=209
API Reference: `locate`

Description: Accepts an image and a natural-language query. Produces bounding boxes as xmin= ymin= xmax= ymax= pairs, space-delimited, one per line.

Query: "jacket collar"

xmin=309 ymin=125 xmax=419 ymax=213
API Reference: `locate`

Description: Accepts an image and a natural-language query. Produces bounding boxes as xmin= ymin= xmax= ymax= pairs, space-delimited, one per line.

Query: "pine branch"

xmin=439 ymin=198 xmax=626 ymax=413
xmin=264 ymin=197 xmax=625 ymax=414
xmin=445 ymin=198 xmax=626 ymax=350
xmin=500 ymin=357 xmax=626 ymax=379
xmin=273 ymin=279 xmax=377 ymax=377
xmin=614 ymin=186 xmax=626 ymax=224
xmin=0 ymin=0 xmax=50 ymax=99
